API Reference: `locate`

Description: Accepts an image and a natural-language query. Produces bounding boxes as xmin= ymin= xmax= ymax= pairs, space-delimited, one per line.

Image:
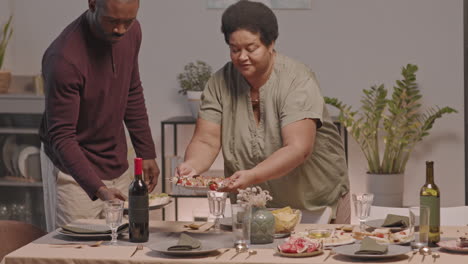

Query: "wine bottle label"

xmin=420 ymin=196 xmax=440 ymax=227
xmin=129 ymin=195 xmax=149 ymax=209
xmin=129 ymin=208 xmax=149 ymax=222
xmin=129 ymin=195 xmax=149 ymax=222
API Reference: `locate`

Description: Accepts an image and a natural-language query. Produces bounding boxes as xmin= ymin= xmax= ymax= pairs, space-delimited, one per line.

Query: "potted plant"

xmin=177 ymin=60 xmax=212 ymax=118
xmin=0 ymin=15 xmax=13 ymax=94
xmin=325 ymin=64 xmax=457 ymax=206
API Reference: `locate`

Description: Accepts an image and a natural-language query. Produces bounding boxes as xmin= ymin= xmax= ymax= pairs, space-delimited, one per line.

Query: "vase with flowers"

xmin=237 ymin=186 xmax=274 ymax=244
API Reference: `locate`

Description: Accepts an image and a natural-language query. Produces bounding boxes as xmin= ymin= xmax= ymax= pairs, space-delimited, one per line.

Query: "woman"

xmin=177 ymin=0 xmax=350 ymax=223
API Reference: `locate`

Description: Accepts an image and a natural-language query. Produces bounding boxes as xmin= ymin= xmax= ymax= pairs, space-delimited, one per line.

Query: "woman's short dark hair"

xmin=221 ymin=0 xmax=278 ymax=46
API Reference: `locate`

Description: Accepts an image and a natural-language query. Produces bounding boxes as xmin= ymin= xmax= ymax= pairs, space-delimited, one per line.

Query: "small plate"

xmin=333 ymin=244 xmax=411 ymax=259
xmin=149 ymin=240 xmax=221 ymax=256
xmin=277 ymin=249 xmax=323 ymax=258
xmin=438 ymin=240 xmax=468 ymax=253
xmin=57 ymin=224 xmax=128 ymax=239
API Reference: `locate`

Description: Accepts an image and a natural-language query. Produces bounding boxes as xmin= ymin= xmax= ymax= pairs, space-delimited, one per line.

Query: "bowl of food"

xmin=307 ymin=229 xmax=333 ymax=239
xmin=271 ymin=207 xmax=302 ymax=234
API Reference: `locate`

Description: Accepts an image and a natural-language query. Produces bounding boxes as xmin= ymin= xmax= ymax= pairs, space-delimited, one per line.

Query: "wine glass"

xmin=352 ymin=193 xmax=374 ymax=231
xmin=207 ymin=191 xmax=228 ymax=232
xmin=104 ymin=200 xmax=124 ymax=245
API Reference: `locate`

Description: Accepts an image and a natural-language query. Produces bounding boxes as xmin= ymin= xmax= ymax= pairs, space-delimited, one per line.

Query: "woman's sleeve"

xmin=198 ymin=76 xmax=223 ymax=125
xmin=280 ymin=72 xmax=324 ymax=129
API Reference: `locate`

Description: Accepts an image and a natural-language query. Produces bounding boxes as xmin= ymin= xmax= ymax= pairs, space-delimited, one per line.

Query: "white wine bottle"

xmin=420 ymin=161 xmax=440 ymax=246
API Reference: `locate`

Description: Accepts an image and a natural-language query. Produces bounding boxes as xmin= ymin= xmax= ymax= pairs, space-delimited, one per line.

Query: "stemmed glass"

xmin=352 ymin=193 xmax=374 ymax=231
xmin=207 ymin=191 xmax=228 ymax=232
xmin=104 ymin=199 xmax=124 ymax=245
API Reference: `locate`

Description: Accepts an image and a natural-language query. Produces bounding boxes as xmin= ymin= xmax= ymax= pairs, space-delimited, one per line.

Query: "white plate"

xmin=18 ymin=145 xmax=40 ymax=178
xmin=57 ymin=224 xmax=127 ymax=238
xmin=124 ymin=198 xmax=172 ymax=212
xmin=438 ymin=240 xmax=468 ymax=253
xmin=333 ymin=244 xmax=411 ymax=259
xmin=149 ymin=240 xmax=222 ymax=256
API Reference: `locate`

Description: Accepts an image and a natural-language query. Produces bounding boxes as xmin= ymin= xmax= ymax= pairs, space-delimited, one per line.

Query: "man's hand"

xmin=96 ymin=186 xmax=127 ymax=201
xmin=143 ymin=159 xmax=159 ymax=193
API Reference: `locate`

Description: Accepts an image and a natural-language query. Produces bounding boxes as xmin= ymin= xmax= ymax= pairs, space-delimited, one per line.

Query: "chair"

xmin=300 ymin=206 xmax=332 ymax=224
xmin=0 ymin=220 xmax=46 ymax=261
xmin=369 ymin=205 xmax=468 ymax=226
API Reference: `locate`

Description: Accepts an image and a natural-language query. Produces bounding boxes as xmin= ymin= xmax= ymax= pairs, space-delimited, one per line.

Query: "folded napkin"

xmin=61 ymin=223 xmax=129 ymax=234
xmin=355 ymin=237 xmax=388 ymax=255
xmin=167 ymin=233 xmax=201 ymax=251
xmin=382 ymin=214 xmax=410 ymax=228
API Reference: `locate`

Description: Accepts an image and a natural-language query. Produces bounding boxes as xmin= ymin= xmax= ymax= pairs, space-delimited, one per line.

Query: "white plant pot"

xmin=186 ymin=91 xmax=202 ymax=119
xmin=366 ymin=173 xmax=404 ymax=207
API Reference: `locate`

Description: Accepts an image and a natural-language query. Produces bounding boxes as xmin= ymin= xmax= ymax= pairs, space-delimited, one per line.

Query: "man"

xmin=39 ymin=0 xmax=159 ymax=232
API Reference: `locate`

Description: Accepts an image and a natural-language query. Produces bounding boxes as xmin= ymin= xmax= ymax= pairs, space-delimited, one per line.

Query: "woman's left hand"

xmin=219 ymin=170 xmax=256 ymax=192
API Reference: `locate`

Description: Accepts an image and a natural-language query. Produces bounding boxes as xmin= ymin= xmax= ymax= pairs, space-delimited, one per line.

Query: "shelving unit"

xmin=160 ymin=115 xmax=347 ymax=221
xmin=160 ymin=116 xmax=200 ymax=221
xmin=0 ymin=94 xmax=45 ymax=229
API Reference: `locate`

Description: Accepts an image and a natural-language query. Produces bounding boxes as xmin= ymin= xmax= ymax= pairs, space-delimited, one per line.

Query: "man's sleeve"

xmin=43 ymin=54 xmax=105 ymax=199
xmin=124 ymin=22 xmax=157 ymax=160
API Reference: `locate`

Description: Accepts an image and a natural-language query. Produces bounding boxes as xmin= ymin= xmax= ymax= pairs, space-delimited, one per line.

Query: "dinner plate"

xmin=124 ymin=199 xmax=172 ymax=212
xmin=149 ymin=240 xmax=221 ymax=256
xmin=57 ymin=224 xmax=128 ymax=238
xmin=277 ymin=249 xmax=323 ymax=258
xmin=18 ymin=145 xmax=40 ymax=178
xmin=438 ymin=240 xmax=468 ymax=253
xmin=332 ymin=244 xmax=411 ymax=259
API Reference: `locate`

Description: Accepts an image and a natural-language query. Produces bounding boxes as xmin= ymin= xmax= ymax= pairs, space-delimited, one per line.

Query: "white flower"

xmin=236 ymin=186 xmax=273 ymax=207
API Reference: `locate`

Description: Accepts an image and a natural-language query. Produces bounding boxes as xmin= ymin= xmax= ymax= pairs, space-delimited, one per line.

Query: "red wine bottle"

xmin=129 ymin=157 xmax=149 ymax=242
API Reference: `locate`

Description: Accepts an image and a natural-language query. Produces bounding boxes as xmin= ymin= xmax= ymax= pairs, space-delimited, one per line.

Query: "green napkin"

xmin=355 ymin=237 xmax=388 ymax=255
xmin=61 ymin=223 xmax=129 ymax=234
xmin=167 ymin=233 xmax=201 ymax=251
xmin=382 ymin=214 xmax=410 ymax=228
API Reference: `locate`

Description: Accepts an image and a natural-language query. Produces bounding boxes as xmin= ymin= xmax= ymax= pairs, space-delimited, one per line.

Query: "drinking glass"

xmin=231 ymin=204 xmax=252 ymax=252
xmin=192 ymin=208 xmax=210 ymax=222
xmin=409 ymin=205 xmax=430 ymax=249
xmin=104 ymin=199 xmax=124 ymax=245
xmin=207 ymin=191 xmax=228 ymax=232
xmin=352 ymin=193 xmax=374 ymax=231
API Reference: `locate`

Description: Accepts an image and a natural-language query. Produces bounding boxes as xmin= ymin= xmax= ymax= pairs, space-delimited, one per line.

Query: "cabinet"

xmin=0 ymin=94 xmax=45 ymax=229
xmin=160 ymin=116 xmax=348 ymax=221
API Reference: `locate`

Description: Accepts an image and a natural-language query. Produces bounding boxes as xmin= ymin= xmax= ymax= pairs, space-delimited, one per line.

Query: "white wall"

xmin=3 ymin=1 xmax=464 ymax=213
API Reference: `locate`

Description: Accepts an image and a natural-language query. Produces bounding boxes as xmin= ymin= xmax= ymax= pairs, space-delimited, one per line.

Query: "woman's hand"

xmin=175 ymin=162 xmax=198 ymax=178
xmin=219 ymin=169 xmax=257 ymax=192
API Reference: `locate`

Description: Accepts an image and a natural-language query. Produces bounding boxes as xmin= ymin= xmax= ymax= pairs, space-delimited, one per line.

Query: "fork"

xmin=130 ymin=244 xmax=143 ymax=257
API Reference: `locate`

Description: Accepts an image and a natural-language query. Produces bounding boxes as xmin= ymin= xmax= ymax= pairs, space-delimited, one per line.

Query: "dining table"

xmin=2 ymin=219 xmax=468 ymax=264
